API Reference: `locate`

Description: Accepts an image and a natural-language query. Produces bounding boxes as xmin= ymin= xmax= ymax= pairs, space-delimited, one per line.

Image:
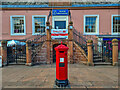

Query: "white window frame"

xmin=84 ymin=15 xmax=99 ymax=35
xmin=52 ymin=16 xmax=68 ymax=29
xmin=32 ymin=15 xmax=47 ymax=35
xmin=111 ymin=15 xmax=120 ymax=35
xmin=10 ymin=15 xmax=26 ymax=36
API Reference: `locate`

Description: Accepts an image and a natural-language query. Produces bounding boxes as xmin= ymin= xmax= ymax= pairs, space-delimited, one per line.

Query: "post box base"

xmin=55 ymin=79 xmax=69 ymax=87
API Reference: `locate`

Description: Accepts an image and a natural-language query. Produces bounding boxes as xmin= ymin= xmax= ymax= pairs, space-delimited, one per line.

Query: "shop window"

xmin=112 ymin=15 xmax=120 ymax=34
xmin=84 ymin=15 xmax=99 ymax=35
xmin=32 ymin=15 xmax=47 ymax=35
xmin=10 ymin=15 xmax=26 ymax=35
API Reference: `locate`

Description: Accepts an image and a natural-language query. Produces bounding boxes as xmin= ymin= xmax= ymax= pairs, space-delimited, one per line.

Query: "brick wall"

xmin=73 ymin=42 xmax=88 ymax=63
xmin=33 ymin=41 xmax=88 ymax=64
xmin=34 ymin=42 xmax=47 ymax=64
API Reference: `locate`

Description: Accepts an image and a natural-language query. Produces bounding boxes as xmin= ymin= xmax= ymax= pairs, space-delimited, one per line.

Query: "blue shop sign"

xmin=52 ymin=9 xmax=69 ymax=16
xmin=103 ymin=38 xmax=120 ymax=41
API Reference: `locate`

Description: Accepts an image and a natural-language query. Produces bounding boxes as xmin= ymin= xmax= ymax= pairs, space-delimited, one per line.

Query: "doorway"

xmin=52 ymin=16 xmax=68 ymax=29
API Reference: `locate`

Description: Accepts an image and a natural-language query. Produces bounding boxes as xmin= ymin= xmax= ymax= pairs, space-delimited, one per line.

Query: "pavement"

xmin=2 ymin=63 xmax=118 ymax=89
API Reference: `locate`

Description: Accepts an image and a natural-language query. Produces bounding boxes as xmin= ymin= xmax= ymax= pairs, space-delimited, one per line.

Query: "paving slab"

xmin=2 ymin=64 xmax=118 ymax=89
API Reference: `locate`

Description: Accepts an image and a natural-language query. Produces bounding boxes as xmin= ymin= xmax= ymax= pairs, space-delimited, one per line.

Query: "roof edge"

xmin=0 ymin=4 xmax=120 ymax=8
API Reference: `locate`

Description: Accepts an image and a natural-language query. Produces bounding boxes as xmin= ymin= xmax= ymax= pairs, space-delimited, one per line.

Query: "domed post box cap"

xmin=55 ymin=41 xmax=69 ymax=51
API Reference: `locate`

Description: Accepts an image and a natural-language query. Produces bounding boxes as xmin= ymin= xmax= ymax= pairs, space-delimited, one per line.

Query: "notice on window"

xmin=60 ymin=58 xmax=64 ymax=62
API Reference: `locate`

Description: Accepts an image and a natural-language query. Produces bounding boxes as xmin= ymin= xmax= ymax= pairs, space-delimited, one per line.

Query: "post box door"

xmin=58 ymin=52 xmax=67 ymax=80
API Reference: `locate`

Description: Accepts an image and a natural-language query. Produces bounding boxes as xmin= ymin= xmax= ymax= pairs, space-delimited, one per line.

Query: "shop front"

xmin=102 ymin=37 xmax=120 ymax=60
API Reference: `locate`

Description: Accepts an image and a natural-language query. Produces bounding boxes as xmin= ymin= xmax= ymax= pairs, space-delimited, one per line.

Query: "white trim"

xmin=32 ymin=15 xmax=47 ymax=35
xmin=10 ymin=15 xmax=26 ymax=36
xmin=111 ymin=15 xmax=120 ymax=35
xmin=84 ymin=15 xmax=99 ymax=35
xmin=52 ymin=16 xmax=68 ymax=29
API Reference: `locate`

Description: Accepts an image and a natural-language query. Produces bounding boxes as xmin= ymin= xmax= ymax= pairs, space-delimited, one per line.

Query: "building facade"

xmin=0 ymin=3 xmax=120 ymax=65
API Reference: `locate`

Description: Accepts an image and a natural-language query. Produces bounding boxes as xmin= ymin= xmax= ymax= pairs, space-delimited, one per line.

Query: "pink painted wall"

xmin=71 ymin=9 xmax=119 ymax=35
xmin=2 ymin=10 xmax=50 ymax=40
xmin=0 ymin=47 xmax=1 ymax=56
xmin=1 ymin=9 xmax=119 ymax=41
xmin=0 ymin=10 xmax=2 ymax=40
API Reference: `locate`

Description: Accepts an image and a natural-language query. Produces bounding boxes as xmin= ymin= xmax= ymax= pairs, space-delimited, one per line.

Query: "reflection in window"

xmin=34 ymin=17 xmax=46 ymax=34
xmin=55 ymin=21 xmax=66 ymax=29
xmin=113 ymin=16 xmax=120 ymax=33
xmin=12 ymin=17 xmax=24 ymax=34
xmin=85 ymin=17 xmax=97 ymax=33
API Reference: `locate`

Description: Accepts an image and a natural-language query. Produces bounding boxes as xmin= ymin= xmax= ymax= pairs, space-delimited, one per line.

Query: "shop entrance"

xmin=53 ymin=44 xmax=67 ymax=63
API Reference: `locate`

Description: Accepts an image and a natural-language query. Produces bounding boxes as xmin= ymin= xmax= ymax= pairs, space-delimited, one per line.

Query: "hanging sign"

xmin=51 ymin=29 xmax=68 ymax=39
xmin=52 ymin=9 xmax=69 ymax=16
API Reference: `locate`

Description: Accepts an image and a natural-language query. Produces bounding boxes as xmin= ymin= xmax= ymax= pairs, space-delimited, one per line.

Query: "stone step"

xmin=93 ymin=55 xmax=102 ymax=59
xmin=34 ymin=61 xmax=47 ymax=64
xmin=15 ymin=59 xmax=26 ymax=61
xmin=93 ymin=58 xmax=103 ymax=62
xmin=79 ymin=61 xmax=87 ymax=65
xmin=93 ymin=53 xmax=99 ymax=56
xmin=94 ymin=62 xmax=112 ymax=66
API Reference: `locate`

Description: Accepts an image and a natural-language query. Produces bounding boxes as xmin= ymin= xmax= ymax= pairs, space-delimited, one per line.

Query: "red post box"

xmin=54 ymin=41 xmax=69 ymax=87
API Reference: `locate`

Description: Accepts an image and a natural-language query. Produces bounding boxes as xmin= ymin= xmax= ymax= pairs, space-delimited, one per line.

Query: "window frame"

xmin=32 ymin=15 xmax=47 ymax=35
xmin=111 ymin=15 xmax=120 ymax=35
xmin=52 ymin=16 xmax=68 ymax=29
xmin=10 ymin=15 xmax=26 ymax=36
xmin=84 ymin=15 xmax=99 ymax=35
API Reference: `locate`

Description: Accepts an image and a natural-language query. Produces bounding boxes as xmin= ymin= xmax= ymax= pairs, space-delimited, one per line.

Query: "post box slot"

xmin=59 ymin=63 xmax=65 ymax=67
xmin=59 ymin=51 xmax=64 ymax=53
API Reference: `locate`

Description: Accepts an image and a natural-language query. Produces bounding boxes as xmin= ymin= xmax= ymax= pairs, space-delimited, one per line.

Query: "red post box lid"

xmin=55 ymin=41 xmax=69 ymax=51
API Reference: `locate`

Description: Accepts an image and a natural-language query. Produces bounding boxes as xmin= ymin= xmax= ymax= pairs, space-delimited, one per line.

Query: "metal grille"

xmin=102 ymin=41 xmax=112 ymax=62
xmin=73 ymin=27 xmax=88 ymax=55
xmin=73 ymin=27 xmax=112 ymax=63
xmin=7 ymin=41 xmax=26 ymax=65
xmin=29 ymin=34 xmax=46 ymax=64
xmin=93 ymin=40 xmax=112 ymax=63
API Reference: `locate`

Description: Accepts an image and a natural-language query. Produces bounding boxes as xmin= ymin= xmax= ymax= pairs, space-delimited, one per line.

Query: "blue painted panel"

xmin=0 ymin=4 xmax=120 ymax=8
xmin=52 ymin=9 xmax=69 ymax=16
xmin=103 ymin=38 xmax=120 ymax=41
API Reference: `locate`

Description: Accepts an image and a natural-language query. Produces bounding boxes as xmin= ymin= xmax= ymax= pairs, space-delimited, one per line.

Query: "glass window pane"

xmin=12 ymin=17 xmax=24 ymax=34
xmin=85 ymin=16 xmax=97 ymax=33
xmin=113 ymin=16 xmax=120 ymax=33
xmin=34 ymin=17 xmax=46 ymax=34
xmin=55 ymin=21 xmax=66 ymax=29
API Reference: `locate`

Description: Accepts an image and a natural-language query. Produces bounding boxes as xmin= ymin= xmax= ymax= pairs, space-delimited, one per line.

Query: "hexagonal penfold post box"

xmin=54 ymin=41 xmax=69 ymax=87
